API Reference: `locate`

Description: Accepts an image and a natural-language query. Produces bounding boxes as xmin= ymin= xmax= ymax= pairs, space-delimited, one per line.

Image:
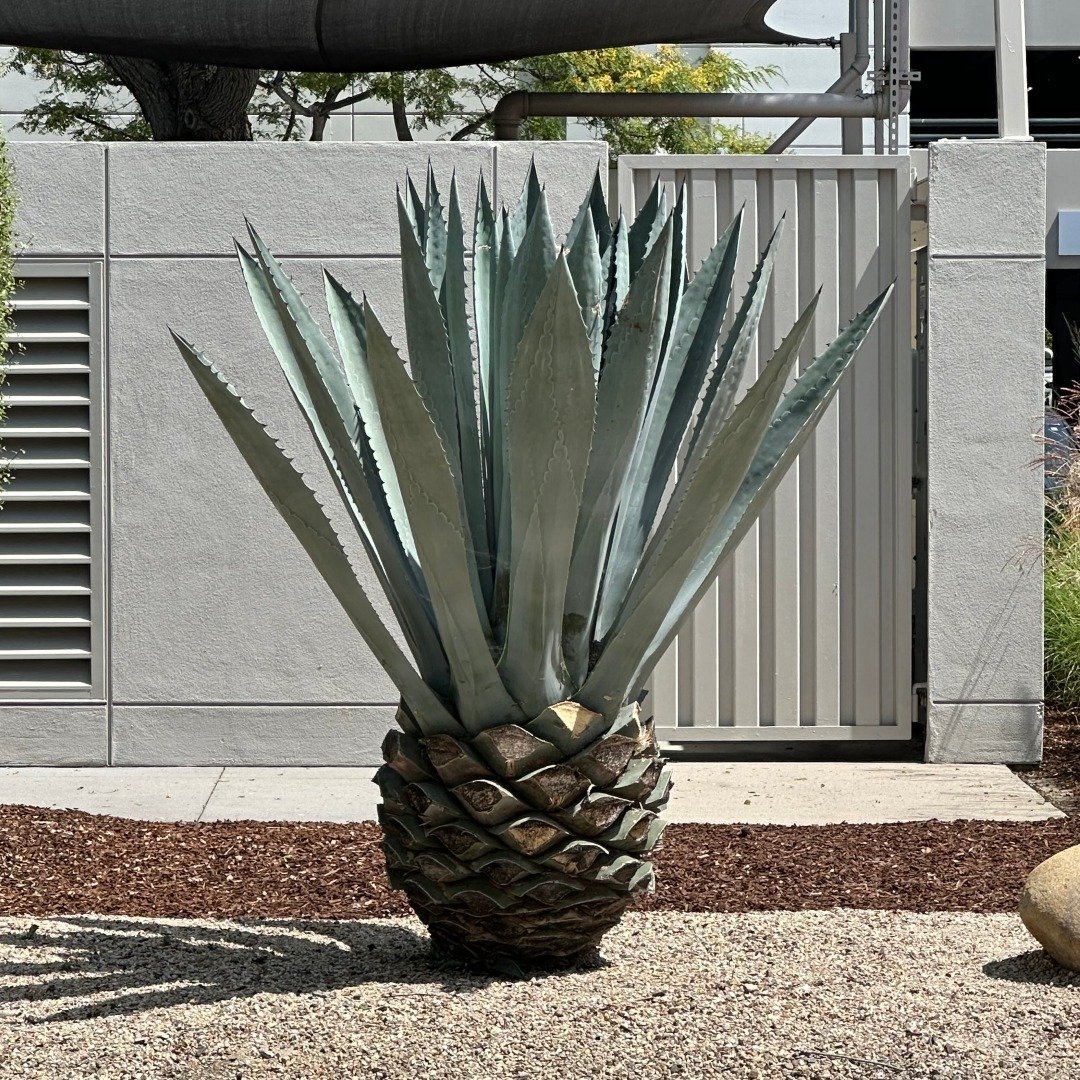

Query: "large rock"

xmin=1020 ymin=843 xmax=1080 ymax=971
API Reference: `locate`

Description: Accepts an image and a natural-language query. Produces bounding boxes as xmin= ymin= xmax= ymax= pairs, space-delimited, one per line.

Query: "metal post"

xmin=768 ymin=0 xmax=871 ymax=155
xmin=994 ymin=0 xmax=1031 ymax=140
xmin=840 ymin=31 xmax=864 ymax=153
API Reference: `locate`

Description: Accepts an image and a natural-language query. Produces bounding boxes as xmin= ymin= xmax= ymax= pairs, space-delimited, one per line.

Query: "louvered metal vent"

xmin=0 ymin=267 xmax=102 ymax=698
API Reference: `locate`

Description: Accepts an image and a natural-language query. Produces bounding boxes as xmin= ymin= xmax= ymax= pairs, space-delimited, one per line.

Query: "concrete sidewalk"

xmin=0 ymin=762 xmax=1062 ymax=824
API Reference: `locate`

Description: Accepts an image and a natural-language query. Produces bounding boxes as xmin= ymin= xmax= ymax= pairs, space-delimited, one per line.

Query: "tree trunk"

xmin=392 ymin=95 xmax=414 ymax=141
xmin=104 ymin=57 xmax=259 ymax=140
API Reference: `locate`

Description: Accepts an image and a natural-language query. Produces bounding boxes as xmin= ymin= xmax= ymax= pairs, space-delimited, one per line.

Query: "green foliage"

xmin=6 ymin=50 xmax=152 ymax=140
xmin=175 ymin=167 xmax=889 ymax=731
xmin=0 ymin=126 xmax=15 ymax=487
xmin=7 ymin=46 xmax=777 ymax=153
xmin=498 ymin=46 xmax=778 ymax=154
xmin=1046 ymin=523 xmax=1080 ymax=710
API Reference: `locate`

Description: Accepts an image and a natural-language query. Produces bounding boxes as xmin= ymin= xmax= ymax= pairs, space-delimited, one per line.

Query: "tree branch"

xmin=450 ymin=115 xmax=490 ymax=141
xmin=330 ymin=89 xmax=375 ymax=111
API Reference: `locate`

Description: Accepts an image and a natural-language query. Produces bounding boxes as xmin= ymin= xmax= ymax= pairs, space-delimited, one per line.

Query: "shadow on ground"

xmin=0 ymin=916 xmax=513 ymax=1022
xmin=983 ymin=949 xmax=1079 ymax=986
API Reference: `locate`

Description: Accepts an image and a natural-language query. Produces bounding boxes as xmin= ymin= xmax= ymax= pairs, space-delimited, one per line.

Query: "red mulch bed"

xmin=0 ymin=805 xmax=1075 ymax=920
xmin=1017 ymin=707 xmax=1080 ymax=815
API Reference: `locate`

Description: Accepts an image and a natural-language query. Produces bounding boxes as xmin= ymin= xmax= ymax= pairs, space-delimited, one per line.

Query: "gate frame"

xmin=616 ymin=154 xmax=916 ymax=747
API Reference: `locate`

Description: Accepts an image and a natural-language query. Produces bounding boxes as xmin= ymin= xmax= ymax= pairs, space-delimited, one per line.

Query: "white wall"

xmin=912 ymin=0 xmax=1080 ymax=49
xmin=4 ymin=140 xmax=609 ymax=766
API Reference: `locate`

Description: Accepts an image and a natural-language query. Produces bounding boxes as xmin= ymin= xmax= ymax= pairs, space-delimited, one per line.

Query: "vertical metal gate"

xmin=617 ymin=155 xmax=913 ymax=744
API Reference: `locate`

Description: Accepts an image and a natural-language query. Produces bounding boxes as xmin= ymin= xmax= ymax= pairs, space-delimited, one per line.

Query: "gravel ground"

xmin=0 ymin=910 xmax=1073 ymax=1080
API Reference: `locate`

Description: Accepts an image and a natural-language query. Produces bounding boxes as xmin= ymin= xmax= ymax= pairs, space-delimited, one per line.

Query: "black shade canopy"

xmin=0 ymin=0 xmax=809 ymax=71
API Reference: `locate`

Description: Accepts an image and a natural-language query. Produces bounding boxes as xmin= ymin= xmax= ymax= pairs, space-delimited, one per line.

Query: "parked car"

xmin=1045 ymin=408 xmax=1078 ymax=495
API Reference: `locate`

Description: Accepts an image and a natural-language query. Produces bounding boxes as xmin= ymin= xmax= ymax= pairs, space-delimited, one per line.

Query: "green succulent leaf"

xmin=687 ymin=218 xmax=785 ymax=465
xmin=492 ymin=189 xmax=558 ymax=634
xmin=423 ymin=163 xmax=448 ymax=289
xmin=565 ymin=185 xmax=605 ymax=371
xmin=396 ymin=192 xmax=460 ymax=474
xmin=581 ymin=293 xmax=821 ymax=715
xmin=576 ymin=217 xmax=675 ymax=657
xmin=508 ymin=159 xmax=543 ymax=250
xmin=172 ymin=331 xmax=459 ymax=735
xmin=631 ymin=286 xmax=894 ymax=691
xmin=498 ymin=255 xmax=597 ymax=715
xmin=626 ymin=181 xmax=667 ymax=280
xmin=442 ymin=176 xmax=491 ymax=607
xmin=238 ymin=229 xmax=450 ymax=695
xmin=362 ymin=303 xmax=522 ymax=730
xmin=603 ymin=210 xmax=743 ymax=628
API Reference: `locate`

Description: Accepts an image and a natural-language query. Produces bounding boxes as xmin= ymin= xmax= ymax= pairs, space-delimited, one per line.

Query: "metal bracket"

xmin=886 ymin=0 xmax=909 ymax=153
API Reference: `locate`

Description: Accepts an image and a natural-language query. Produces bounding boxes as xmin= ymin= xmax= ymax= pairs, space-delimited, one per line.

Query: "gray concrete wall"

xmin=924 ymin=139 xmax=1046 ymax=763
xmin=4 ymin=140 xmax=607 ymax=765
xmin=1044 ymin=149 xmax=1080 ymax=270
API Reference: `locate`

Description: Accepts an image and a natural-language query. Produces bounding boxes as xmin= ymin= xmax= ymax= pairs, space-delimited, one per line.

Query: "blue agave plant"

xmin=172 ymin=164 xmax=890 ymax=965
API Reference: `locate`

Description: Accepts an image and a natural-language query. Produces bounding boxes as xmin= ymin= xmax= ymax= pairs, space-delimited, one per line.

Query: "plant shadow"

xmin=0 ymin=915 xmax=509 ymax=1023
xmin=982 ymin=949 xmax=1080 ymax=987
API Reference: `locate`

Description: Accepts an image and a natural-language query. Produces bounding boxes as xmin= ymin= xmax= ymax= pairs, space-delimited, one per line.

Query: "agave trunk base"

xmin=414 ymin=895 xmax=630 ymax=967
xmin=375 ymin=699 xmax=671 ymax=967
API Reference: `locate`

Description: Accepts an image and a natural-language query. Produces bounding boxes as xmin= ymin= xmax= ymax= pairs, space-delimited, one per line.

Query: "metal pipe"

xmin=492 ymin=90 xmax=884 ymax=140
xmin=767 ymin=0 xmax=870 ymax=154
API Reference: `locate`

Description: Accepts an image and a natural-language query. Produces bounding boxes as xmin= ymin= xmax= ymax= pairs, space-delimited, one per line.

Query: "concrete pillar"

xmin=924 ymin=139 xmax=1046 ymax=763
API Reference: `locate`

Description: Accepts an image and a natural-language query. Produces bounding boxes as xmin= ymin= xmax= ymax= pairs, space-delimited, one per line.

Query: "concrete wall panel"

xmin=106 ymin=142 xmax=497 ymax=256
xmin=927 ymin=141 xmax=1047 ymax=258
xmin=111 ymin=705 xmax=391 ymax=766
xmin=925 ymin=256 xmax=1045 ymax=702
xmin=924 ymin=140 xmax=1046 ymax=763
xmin=926 ymin=702 xmax=1043 ymax=765
xmin=107 ymin=256 xmax=405 ymax=704
xmin=0 ymin=707 xmax=107 ymax=766
xmin=9 ymin=143 xmax=105 ymax=256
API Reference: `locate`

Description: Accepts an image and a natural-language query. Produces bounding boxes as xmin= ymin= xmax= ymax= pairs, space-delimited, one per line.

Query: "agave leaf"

xmin=238 ymin=233 xmax=450 ymax=695
xmin=441 ymin=176 xmax=491 ymax=607
xmin=362 ymin=304 xmax=522 ymax=730
xmin=172 ymin=331 xmax=460 ymax=735
xmin=492 ymin=190 xmax=558 ymax=634
xmin=565 ymin=167 xmax=612 ymax=255
xmin=595 ymin=211 xmax=743 ymax=640
xmin=497 ymin=188 xmax=558 ymax=385
xmin=487 ymin=211 xmax=515 ymax=580
xmin=565 ymin=198 xmax=604 ymax=371
xmin=686 ymin=218 xmax=785 ymax=466
xmin=323 ymin=271 xmax=417 ymax=568
xmin=581 ymin=295 xmax=820 ymax=715
xmin=661 ymin=184 xmax=688 ymax=358
xmin=568 ymin=219 xmax=675 ymax=672
xmin=629 ymin=287 xmax=894 ymax=692
xmin=508 ymin=158 xmax=542 ymax=249
xmin=601 ymin=215 xmax=631 ymax=353
xmin=404 ymin=172 xmax=426 ymax=248
xmin=396 ymin=193 xmax=461 ymax=475
xmin=473 ymin=177 xmax=499 ymax=557
xmin=424 ymin=163 xmax=448 ymax=289
xmin=626 ymin=181 xmax=666 ymax=280
xmin=498 ymin=256 xmax=597 ymax=715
